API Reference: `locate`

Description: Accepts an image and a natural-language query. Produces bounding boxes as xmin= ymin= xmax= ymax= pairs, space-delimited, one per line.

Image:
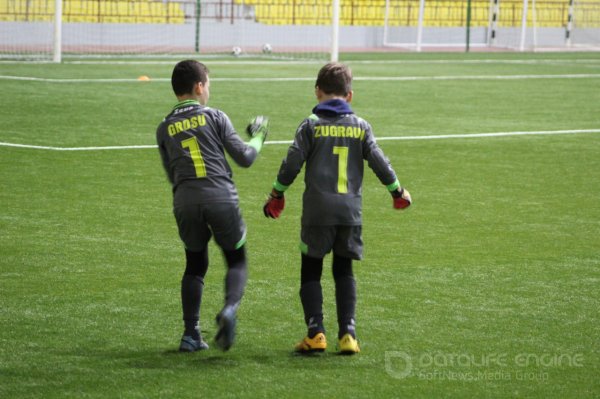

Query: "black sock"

xmin=181 ymin=248 xmax=209 ymax=340
xmin=181 ymin=274 xmax=204 ymax=340
xmin=223 ymin=246 xmax=248 ymax=309
xmin=300 ymin=254 xmax=324 ymax=337
xmin=300 ymin=281 xmax=325 ymax=337
xmin=333 ymin=254 xmax=357 ymax=339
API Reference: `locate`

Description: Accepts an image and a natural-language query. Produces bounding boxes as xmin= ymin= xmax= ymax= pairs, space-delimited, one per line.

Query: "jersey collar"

xmin=173 ymin=99 xmax=200 ymax=110
xmin=312 ymin=99 xmax=354 ymax=117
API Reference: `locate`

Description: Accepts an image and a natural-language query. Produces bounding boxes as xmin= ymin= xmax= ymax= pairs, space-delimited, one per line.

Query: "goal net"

xmin=0 ymin=0 xmax=334 ymax=60
xmin=490 ymin=0 xmax=600 ymax=50
xmin=382 ymin=0 xmax=600 ymax=51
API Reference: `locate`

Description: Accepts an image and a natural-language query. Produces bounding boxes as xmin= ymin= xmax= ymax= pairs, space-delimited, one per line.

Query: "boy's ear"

xmin=195 ymin=81 xmax=204 ymax=95
xmin=315 ymin=86 xmax=323 ymax=100
xmin=346 ymin=90 xmax=353 ymax=103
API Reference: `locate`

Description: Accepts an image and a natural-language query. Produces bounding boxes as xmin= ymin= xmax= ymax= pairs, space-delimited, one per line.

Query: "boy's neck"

xmin=316 ymin=90 xmax=352 ymax=104
xmin=318 ymin=94 xmax=346 ymax=103
xmin=177 ymin=94 xmax=199 ymax=102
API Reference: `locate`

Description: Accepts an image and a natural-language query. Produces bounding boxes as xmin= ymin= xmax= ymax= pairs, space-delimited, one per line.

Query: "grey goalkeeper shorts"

xmin=173 ymin=202 xmax=247 ymax=252
xmin=300 ymin=225 xmax=363 ymax=260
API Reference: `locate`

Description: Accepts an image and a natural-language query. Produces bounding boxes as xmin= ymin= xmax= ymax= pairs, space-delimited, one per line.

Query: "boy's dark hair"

xmin=171 ymin=60 xmax=210 ymax=96
xmin=315 ymin=62 xmax=352 ymax=96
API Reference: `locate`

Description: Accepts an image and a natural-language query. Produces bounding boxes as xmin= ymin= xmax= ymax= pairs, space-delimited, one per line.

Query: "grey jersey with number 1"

xmin=156 ymin=100 xmax=258 ymax=207
xmin=276 ymin=99 xmax=398 ymax=226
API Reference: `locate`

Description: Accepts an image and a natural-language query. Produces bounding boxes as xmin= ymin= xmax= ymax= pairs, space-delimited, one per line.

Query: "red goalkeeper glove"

xmin=391 ymin=187 xmax=412 ymax=209
xmin=263 ymin=190 xmax=285 ymax=218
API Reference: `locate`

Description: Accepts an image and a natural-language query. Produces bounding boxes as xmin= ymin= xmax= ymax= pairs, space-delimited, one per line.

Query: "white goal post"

xmin=383 ymin=0 xmax=427 ymax=51
xmin=53 ymin=0 xmax=62 ymax=62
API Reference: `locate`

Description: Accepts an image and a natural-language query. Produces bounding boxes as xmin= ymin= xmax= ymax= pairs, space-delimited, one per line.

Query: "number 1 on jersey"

xmin=333 ymin=146 xmax=349 ymax=194
xmin=181 ymin=137 xmax=207 ymax=177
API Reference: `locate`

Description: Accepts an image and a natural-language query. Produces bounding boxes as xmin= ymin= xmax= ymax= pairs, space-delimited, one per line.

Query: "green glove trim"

xmin=386 ymin=179 xmax=400 ymax=192
xmin=273 ymin=180 xmax=289 ymax=193
xmin=248 ymin=133 xmax=266 ymax=153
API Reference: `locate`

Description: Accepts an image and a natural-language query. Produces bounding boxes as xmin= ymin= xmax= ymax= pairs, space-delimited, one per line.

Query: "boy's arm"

xmin=363 ymin=126 xmax=412 ymax=209
xmin=156 ymin=126 xmax=175 ymax=185
xmin=273 ymin=120 xmax=311 ymax=189
xmin=264 ymin=120 xmax=311 ymax=218
xmin=221 ymin=112 xmax=268 ymax=168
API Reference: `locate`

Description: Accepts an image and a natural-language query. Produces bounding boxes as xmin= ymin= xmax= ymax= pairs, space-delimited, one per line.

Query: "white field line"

xmin=2 ymin=129 xmax=599 ymax=151
xmin=1 ymin=73 xmax=600 ymax=83
xmin=1 ymin=58 xmax=600 ymax=66
xmin=0 ymin=142 xmax=157 ymax=151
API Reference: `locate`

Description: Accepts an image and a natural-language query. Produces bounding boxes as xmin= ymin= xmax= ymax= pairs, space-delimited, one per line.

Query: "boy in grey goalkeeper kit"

xmin=263 ymin=62 xmax=412 ymax=354
xmin=156 ymin=60 xmax=269 ymax=352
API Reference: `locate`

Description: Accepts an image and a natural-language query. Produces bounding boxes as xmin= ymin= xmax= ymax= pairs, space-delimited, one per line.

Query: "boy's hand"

xmin=391 ymin=187 xmax=412 ymax=209
xmin=246 ymin=115 xmax=269 ymax=142
xmin=263 ymin=189 xmax=285 ymax=218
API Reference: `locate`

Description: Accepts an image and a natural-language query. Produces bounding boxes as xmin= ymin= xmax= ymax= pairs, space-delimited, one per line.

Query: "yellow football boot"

xmin=294 ymin=332 xmax=327 ymax=353
xmin=338 ymin=333 xmax=360 ymax=355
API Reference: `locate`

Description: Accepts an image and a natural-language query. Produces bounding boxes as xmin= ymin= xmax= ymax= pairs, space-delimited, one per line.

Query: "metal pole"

xmin=383 ymin=0 xmax=390 ymax=46
xmin=416 ymin=0 xmax=425 ymax=52
xmin=519 ymin=0 xmax=528 ymax=51
xmin=565 ymin=0 xmax=574 ymax=46
xmin=195 ymin=0 xmax=201 ymax=53
xmin=466 ymin=0 xmax=472 ymax=52
xmin=331 ymin=0 xmax=340 ymax=61
xmin=488 ymin=0 xmax=500 ymax=46
xmin=532 ymin=0 xmax=537 ymax=49
xmin=53 ymin=0 xmax=62 ymax=62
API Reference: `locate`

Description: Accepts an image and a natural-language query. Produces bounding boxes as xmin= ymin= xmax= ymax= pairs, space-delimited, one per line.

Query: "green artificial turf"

xmin=1 ymin=52 xmax=599 ymax=398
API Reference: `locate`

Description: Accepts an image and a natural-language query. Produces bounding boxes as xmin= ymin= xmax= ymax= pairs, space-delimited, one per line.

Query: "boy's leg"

xmin=214 ymin=246 xmax=247 ymax=351
xmin=214 ymin=246 xmax=247 ymax=352
xmin=223 ymin=246 xmax=248 ymax=309
xmin=205 ymin=202 xmax=248 ymax=351
xmin=294 ymin=253 xmax=327 ymax=353
xmin=173 ymin=202 xmax=212 ymax=352
xmin=332 ymin=226 xmax=362 ymax=354
xmin=332 ymin=253 xmax=356 ymax=339
xmin=300 ymin=253 xmax=325 ymax=338
xmin=180 ymin=248 xmax=210 ymax=352
xmin=296 ymin=225 xmax=334 ymax=352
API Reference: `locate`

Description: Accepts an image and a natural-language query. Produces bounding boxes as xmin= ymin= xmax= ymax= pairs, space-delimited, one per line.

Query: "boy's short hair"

xmin=315 ymin=62 xmax=352 ymax=96
xmin=172 ymin=60 xmax=210 ymax=96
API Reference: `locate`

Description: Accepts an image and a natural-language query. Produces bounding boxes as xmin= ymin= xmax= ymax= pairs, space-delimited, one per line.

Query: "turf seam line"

xmin=1 ymin=74 xmax=600 ymax=83
xmin=2 ymin=129 xmax=599 ymax=151
xmin=1 ymin=59 xmax=599 ymax=66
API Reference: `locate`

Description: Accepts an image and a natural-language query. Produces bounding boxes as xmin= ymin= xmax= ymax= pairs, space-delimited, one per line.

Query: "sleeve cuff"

xmin=248 ymin=133 xmax=264 ymax=153
xmin=386 ymin=179 xmax=400 ymax=192
xmin=273 ymin=180 xmax=289 ymax=192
